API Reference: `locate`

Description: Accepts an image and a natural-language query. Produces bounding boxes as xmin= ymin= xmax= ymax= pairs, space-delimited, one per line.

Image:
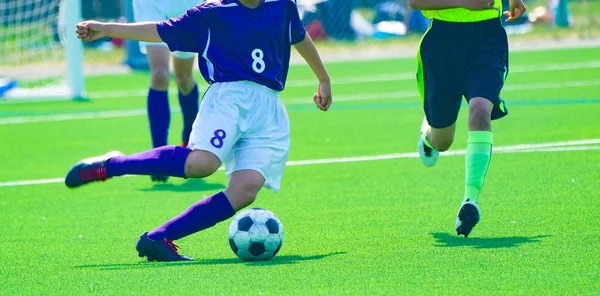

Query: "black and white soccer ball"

xmin=228 ymin=208 xmax=284 ymax=261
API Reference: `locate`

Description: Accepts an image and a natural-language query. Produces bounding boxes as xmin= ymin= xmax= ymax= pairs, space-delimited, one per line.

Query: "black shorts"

xmin=417 ymin=18 xmax=509 ymax=129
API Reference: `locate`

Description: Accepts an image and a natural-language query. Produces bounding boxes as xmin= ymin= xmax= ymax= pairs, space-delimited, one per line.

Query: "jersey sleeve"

xmin=156 ymin=5 xmax=210 ymax=53
xmin=288 ymin=0 xmax=306 ymax=44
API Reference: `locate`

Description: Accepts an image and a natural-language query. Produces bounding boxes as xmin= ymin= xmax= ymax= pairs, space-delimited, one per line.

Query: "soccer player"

xmin=133 ymin=0 xmax=202 ymax=183
xmin=410 ymin=0 xmax=526 ymax=237
xmin=68 ymin=0 xmax=331 ymax=261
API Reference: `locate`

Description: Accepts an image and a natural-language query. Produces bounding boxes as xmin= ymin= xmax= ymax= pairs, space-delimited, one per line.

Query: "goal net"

xmin=0 ymin=0 xmax=84 ymax=100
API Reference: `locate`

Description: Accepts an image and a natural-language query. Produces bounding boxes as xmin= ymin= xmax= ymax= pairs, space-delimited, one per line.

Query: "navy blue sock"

xmin=106 ymin=145 xmax=190 ymax=178
xmin=147 ymin=192 xmax=235 ymax=241
xmin=147 ymin=89 xmax=170 ymax=148
xmin=178 ymin=84 xmax=199 ymax=146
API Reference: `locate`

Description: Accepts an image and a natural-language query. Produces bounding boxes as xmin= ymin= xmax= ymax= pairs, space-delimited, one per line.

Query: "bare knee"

xmin=225 ymin=170 xmax=265 ymax=211
xmin=150 ymin=68 xmax=170 ymax=90
xmin=225 ymin=183 xmax=259 ymax=211
xmin=468 ymin=98 xmax=493 ymax=131
xmin=173 ymin=57 xmax=196 ymax=94
xmin=174 ymin=75 xmax=195 ymax=95
xmin=184 ymin=150 xmax=221 ymax=178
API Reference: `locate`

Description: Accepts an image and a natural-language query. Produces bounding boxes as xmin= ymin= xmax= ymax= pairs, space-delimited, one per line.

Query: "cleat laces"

xmin=79 ymin=164 xmax=107 ymax=182
xmin=163 ymin=240 xmax=183 ymax=255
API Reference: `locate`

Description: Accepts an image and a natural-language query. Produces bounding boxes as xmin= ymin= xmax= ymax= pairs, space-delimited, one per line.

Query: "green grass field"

xmin=1 ymin=45 xmax=599 ymax=295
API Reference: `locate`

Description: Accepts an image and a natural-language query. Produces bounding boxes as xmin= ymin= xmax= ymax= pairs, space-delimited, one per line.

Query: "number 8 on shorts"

xmin=210 ymin=129 xmax=227 ymax=149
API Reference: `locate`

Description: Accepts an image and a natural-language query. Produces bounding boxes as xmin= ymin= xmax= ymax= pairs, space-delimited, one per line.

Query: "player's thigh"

xmin=466 ymin=23 xmax=509 ymax=121
xmin=172 ymin=53 xmax=196 ymax=79
xmin=418 ymin=25 xmax=464 ymax=129
xmin=226 ymin=100 xmax=290 ymax=193
xmin=145 ymin=46 xmax=171 ymax=89
xmin=187 ymin=84 xmax=240 ymax=165
xmin=227 ymin=140 xmax=289 ymax=194
xmin=146 ymin=46 xmax=171 ymax=71
xmin=184 ymin=149 xmax=222 ymax=178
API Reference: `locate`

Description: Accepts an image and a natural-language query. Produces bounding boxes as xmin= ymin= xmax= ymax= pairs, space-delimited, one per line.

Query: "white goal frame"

xmin=1 ymin=0 xmax=85 ymax=100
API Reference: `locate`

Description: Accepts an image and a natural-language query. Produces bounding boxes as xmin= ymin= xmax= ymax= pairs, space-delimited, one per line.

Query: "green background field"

xmin=1 ymin=45 xmax=599 ymax=295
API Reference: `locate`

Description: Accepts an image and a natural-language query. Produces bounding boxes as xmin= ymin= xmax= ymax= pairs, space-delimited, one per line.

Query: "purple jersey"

xmin=156 ymin=0 xmax=306 ymax=91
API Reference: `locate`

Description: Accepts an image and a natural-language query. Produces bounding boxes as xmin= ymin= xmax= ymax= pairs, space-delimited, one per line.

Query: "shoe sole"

xmin=456 ymin=203 xmax=480 ymax=238
xmin=137 ymin=245 xmax=193 ymax=262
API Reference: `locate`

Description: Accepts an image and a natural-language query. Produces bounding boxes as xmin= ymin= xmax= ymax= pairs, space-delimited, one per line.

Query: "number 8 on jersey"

xmin=252 ymin=49 xmax=265 ymax=73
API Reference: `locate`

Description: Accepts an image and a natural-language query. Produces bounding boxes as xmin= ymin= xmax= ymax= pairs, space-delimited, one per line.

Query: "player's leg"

xmin=416 ymin=21 xmax=463 ymax=167
xmin=64 ymin=83 xmax=236 ymax=188
xmin=133 ymin=0 xmax=173 ymax=182
xmin=136 ymin=170 xmax=264 ymax=261
xmin=145 ymin=47 xmax=173 ymax=189
xmin=455 ymin=18 xmax=509 ymax=237
xmin=146 ymin=46 xmax=172 ymax=151
xmin=172 ymin=52 xmax=199 ymax=148
xmin=136 ymin=170 xmax=263 ymax=261
xmin=136 ymin=81 xmax=285 ymax=262
xmin=63 ymin=146 xmax=221 ymax=188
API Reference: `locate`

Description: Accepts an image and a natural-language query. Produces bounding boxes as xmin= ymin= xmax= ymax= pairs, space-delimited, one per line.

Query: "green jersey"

xmin=422 ymin=1 xmax=502 ymax=22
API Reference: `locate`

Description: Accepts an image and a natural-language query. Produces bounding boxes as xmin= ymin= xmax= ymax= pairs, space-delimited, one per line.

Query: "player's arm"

xmin=76 ymin=21 xmax=162 ymax=43
xmin=293 ymin=35 xmax=332 ymax=112
xmin=409 ymin=0 xmax=496 ymax=10
xmin=504 ymin=0 xmax=526 ymax=22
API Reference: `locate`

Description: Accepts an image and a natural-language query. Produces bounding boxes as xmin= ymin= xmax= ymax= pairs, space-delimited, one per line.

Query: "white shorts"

xmin=187 ymin=81 xmax=290 ymax=192
xmin=132 ymin=0 xmax=201 ymax=59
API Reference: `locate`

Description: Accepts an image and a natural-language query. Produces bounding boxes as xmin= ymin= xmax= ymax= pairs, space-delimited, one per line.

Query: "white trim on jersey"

xmin=215 ymin=2 xmax=238 ymax=7
xmin=203 ymin=29 xmax=215 ymax=82
xmin=288 ymin=22 xmax=292 ymax=43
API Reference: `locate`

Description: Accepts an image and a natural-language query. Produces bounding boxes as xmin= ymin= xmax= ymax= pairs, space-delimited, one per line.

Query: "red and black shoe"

xmin=136 ymin=232 xmax=194 ymax=262
xmin=64 ymin=151 xmax=124 ymax=188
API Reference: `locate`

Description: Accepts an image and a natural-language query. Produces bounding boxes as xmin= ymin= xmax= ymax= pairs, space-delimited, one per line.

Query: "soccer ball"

xmin=228 ymin=208 xmax=284 ymax=261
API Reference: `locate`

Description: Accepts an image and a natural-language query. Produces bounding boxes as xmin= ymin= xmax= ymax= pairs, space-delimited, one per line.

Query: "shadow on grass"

xmin=430 ymin=232 xmax=550 ymax=249
xmin=138 ymin=178 xmax=226 ymax=193
xmin=75 ymin=252 xmax=347 ymax=270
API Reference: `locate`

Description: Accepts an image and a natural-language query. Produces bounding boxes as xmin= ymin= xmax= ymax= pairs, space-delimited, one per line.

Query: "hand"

xmin=76 ymin=21 xmax=107 ymax=42
xmin=503 ymin=0 xmax=526 ymax=22
xmin=314 ymin=81 xmax=331 ymax=112
xmin=460 ymin=0 xmax=498 ymax=10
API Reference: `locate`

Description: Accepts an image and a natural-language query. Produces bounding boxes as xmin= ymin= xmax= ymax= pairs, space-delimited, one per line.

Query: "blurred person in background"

xmin=132 ymin=0 xmax=203 ymax=183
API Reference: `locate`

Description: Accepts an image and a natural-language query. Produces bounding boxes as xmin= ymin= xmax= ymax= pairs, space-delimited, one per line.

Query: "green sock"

xmin=464 ymin=131 xmax=493 ymax=203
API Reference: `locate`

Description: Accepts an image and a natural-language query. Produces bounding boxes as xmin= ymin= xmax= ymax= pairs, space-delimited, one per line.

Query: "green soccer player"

xmin=410 ymin=0 xmax=526 ymax=237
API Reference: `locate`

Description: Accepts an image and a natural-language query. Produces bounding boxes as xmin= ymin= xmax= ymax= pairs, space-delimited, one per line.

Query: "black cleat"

xmin=64 ymin=151 xmax=124 ymax=188
xmin=455 ymin=200 xmax=480 ymax=238
xmin=136 ymin=232 xmax=194 ymax=262
xmin=151 ymin=175 xmax=169 ymax=183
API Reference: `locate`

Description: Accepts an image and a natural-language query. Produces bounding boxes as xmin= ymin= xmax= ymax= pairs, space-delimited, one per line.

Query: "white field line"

xmin=0 ymin=139 xmax=598 ymax=188
xmin=285 ymin=61 xmax=600 ymax=87
xmin=2 ymin=78 xmax=600 ymax=126
xmin=1 ymin=60 xmax=599 ymax=105
xmin=86 ymin=60 xmax=600 ymax=94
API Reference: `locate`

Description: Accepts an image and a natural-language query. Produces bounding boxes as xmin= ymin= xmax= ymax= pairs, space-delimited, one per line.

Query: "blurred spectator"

xmin=82 ymin=0 xmax=121 ymax=20
xmin=301 ymin=0 xmax=358 ymax=41
xmin=81 ymin=0 xmax=122 ymax=50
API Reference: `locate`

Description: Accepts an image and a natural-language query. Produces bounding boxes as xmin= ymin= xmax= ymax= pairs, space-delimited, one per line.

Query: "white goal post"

xmin=0 ymin=0 xmax=85 ymax=100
